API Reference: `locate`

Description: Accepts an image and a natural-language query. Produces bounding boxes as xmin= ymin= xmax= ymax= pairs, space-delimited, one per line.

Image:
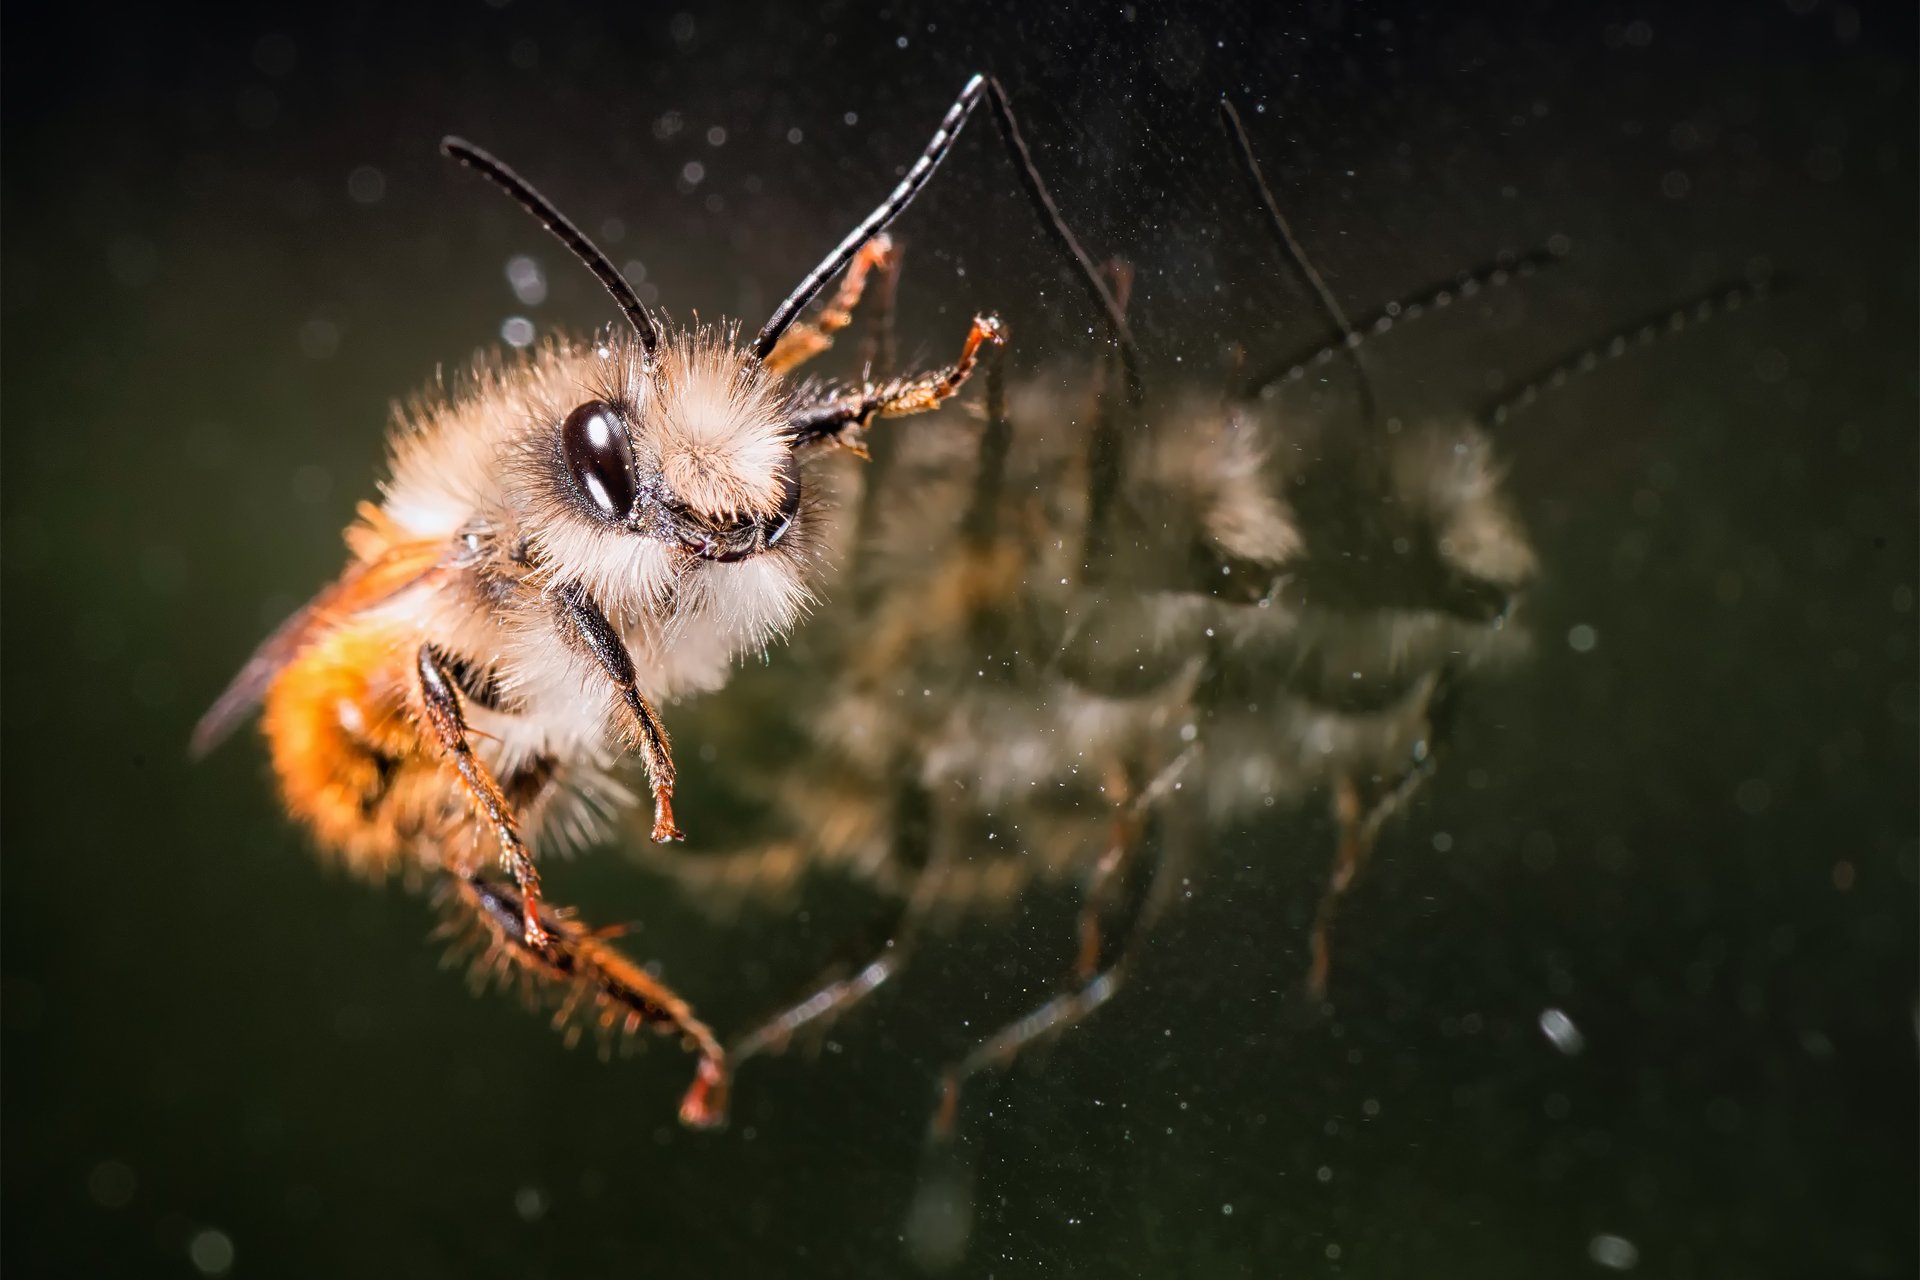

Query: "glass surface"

xmin=4 ymin=3 xmax=1914 ymax=1276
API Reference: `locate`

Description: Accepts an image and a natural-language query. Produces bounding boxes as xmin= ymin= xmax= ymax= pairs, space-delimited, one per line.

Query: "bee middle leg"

xmin=416 ymin=644 xmax=551 ymax=949
xmin=1306 ymin=775 xmax=1376 ymax=1001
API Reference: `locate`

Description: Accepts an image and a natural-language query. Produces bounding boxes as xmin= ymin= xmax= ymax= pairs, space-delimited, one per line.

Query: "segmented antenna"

xmin=752 ymin=75 xmax=1142 ymax=401
xmin=1481 ymin=275 xmax=1777 ymax=425
xmin=1244 ymin=243 xmax=1568 ymax=400
xmin=441 ymin=137 xmax=663 ymax=355
xmin=1220 ymin=98 xmax=1374 ymax=422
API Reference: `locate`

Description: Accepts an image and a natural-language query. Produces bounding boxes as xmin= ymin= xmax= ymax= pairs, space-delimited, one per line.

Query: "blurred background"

xmin=3 ymin=1 xmax=1914 ymax=1276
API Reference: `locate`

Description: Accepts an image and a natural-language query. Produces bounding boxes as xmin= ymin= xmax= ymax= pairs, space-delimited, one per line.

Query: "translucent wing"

xmin=190 ymin=516 xmax=451 ymax=758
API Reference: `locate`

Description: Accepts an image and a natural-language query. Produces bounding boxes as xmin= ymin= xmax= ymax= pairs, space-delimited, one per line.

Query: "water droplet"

xmin=187 ymin=1228 xmax=235 ymax=1276
xmin=347 ymin=165 xmax=386 ymax=205
xmin=1539 ymin=1007 xmax=1585 ymax=1055
xmin=505 ymin=255 xmax=547 ymax=306
xmin=87 ymin=1159 xmax=136 ymax=1208
xmin=1588 ymin=1233 xmax=1639 ymax=1270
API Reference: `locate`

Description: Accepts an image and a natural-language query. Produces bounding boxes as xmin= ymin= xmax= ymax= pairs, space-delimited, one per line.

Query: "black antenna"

xmin=752 ymin=75 xmax=1141 ymax=401
xmin=1243 ymin=243 xmax=1568 ymax=400
xmin=441 ymin=137 xmax=663 ymax=356
xmin=1220 ymin=98 xmax=1373 ymax=422
xmin=1481 ymin=275 xmax=1777 ymax=425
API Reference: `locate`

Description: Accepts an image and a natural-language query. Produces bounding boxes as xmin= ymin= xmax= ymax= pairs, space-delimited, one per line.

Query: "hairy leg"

xmin=788 ymin=315 xmax=1005 ymax=455
xmin=417 ymin=644 xmax=552 ymax=949
xmin=441 ymin=872 xmax=730 ymax=1128
xmin=556 ymin=582 xmax=683 ymax=843
xmin=762 ymin=234 xmax=898 ymax=374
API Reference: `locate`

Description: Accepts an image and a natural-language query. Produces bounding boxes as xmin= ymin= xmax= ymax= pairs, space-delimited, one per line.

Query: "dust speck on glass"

xmin=1 ymin=2 xmax=1913 ymax=1278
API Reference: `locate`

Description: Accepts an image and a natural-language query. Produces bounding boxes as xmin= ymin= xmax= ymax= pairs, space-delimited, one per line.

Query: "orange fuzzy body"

xmin=260 ymin=619 xmax=450 ymax=878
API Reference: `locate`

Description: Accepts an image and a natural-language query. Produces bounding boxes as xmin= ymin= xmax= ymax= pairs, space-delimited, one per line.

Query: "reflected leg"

xmin=1306 ymin=670 xmax=1455 ymax=998
xmin=929 ymin=746 xmax=1197 ymax=1139
xmin=762 ymin=234 xmax=900 ymax=375
xmin=728 ymin=781 xmax=948 ymax=1077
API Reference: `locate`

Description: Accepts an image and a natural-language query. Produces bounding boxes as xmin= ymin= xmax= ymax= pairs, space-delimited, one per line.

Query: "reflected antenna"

xmin=1479 ymin=274 xmax=1778 ymax=426
xmin=1243 ymin=242 xmax=1570 ymax=399
xmin=1220 ymin=98 xmax=1374 ymax=421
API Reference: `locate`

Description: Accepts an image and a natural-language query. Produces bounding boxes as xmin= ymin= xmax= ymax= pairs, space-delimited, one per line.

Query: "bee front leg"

xmin=787 ymin=313 xmax=1006 ymax=454
xmin=416 ymin=645 xmax=550 ymax=949
xmin=556 ymin=582 xmax=683 ymax=843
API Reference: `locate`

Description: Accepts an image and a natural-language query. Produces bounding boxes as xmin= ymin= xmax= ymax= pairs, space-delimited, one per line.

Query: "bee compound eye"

xmin=559 ymin=400 xmax=637 ymax=521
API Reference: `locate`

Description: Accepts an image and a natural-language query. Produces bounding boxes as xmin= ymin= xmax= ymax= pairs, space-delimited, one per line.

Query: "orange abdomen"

xmin=261 ymin=621 xmax=456 ymax=878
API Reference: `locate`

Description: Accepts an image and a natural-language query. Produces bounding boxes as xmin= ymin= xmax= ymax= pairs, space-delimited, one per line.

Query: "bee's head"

xmin=551 ymin=330 xmax=803 ymax=565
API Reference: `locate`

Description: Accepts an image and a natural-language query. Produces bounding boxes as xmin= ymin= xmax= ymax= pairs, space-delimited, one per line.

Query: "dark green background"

xmin=4 ymin=1 xmax=1914 ymax=1276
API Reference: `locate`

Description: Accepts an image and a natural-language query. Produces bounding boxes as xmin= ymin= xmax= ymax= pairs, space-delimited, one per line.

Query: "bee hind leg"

xmin=440 ymin=872 xmax=731 ymax=1128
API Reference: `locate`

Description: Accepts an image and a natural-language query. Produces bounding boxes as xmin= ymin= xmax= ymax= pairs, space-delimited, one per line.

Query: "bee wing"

xmin=189 ymin=537 xmax=452 ymax=759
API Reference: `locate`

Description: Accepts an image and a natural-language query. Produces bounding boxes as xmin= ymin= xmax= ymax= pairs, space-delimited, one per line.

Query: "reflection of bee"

xmin=652 ymin=290 xmax=1539 ymax=1096
xmin=631 ymin=102 xmax=1774 ymax=1194
xmin=191 ymin=75 xmax=1135 ymax=1128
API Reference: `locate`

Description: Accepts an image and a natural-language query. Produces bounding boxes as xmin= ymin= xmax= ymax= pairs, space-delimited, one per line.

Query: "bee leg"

xmin=1306 ymin=775 xmax=1376 ymax=1001
xmin=928 ymin=847 xmax=1133 ymax=1139
xmin=443 ymin=872 xmax=731 ymax=1129
xmin=730 ymin=944 xmax=907 ymax=1067
xmin=762 ymin=234 xmax=899 ymax=374
xmin=787 ymin=313 xmax=1006 ymax=453
xmin=1073 ymin=808 xmax=1139 ymax=984
xmin=928 ymin=748 xmax=1197 ymax=1140
xmin=416 ymin=645 xmax=550 ymax=950
xmin=1307 ymin=670 xmax=1453 ymax=997
xmin=728 ymin=830 xmax=951 ymax=1077
xmin=556 ymin=582 xmax=683 ymax=843
xmin=1308 ymin=759 xmax=1433 ymax=997
xmin=858 ymin=233 xmax=902 ymax=382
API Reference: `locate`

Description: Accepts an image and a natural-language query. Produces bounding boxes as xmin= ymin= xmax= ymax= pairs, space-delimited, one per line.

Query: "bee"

xmin=190 ymin=75 xmax=1135 ymax=1129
